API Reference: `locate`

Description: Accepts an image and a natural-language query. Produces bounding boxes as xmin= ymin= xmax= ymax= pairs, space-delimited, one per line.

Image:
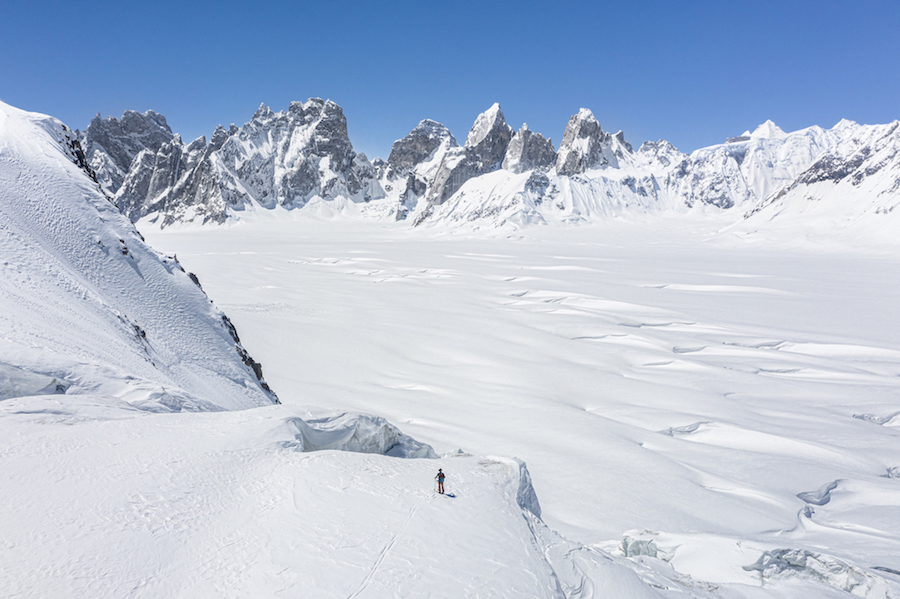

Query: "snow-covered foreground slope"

xmin=2 ymin=395 xmax=728 ymax=599
xmin=0 ymin=101 xmax=276 ymax=410
xmin=140 ymin=214 xmax=900 ymax=597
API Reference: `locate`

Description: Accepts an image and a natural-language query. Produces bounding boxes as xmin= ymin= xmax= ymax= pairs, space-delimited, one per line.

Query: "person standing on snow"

xmin=435 ymin=468 xmax=445 ymax=494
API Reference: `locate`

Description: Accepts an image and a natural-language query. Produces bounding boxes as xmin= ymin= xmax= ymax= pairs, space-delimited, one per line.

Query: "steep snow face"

xmin=0 ymin=101 xmax=277 ymax=411
xmin=78 ymin=109 xmax=174 ymax=195
xmin=678 ymin=122 xmax=847 ymax=209
xmin=739 ymin=120 xmax=900 ymax=242
xmin=750 ymin=119 xmax=788 ymax=140
xmin=116 ymin=99 xmax=384 ymax=226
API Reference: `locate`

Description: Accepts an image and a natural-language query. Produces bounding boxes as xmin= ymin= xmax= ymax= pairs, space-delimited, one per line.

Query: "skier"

xmin=435 ymin=468 xmax=445 ymax=494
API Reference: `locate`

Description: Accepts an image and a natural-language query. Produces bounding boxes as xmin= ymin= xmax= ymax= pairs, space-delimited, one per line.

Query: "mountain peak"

xmin=252 ymin=103 xmax=274 ymax=121
xmin=750 ymin=120 xmax=787 ymax=140
xmin=466 ymin=103 xmax=507 ymax=148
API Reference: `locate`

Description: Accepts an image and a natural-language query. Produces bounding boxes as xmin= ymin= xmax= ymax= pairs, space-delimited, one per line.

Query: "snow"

xmin=750 ymin=120 xmax=788 ymax=140
xmin=3 ymin=98 xmax=900 ymax=597
xmin=130 ymin=214 xmax=900 ymax=597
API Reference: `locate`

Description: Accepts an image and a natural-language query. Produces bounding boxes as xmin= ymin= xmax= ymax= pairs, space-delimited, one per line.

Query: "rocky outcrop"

xmin=116 ymin=134 xmax=211 ymax=223
xmin=502 ymin=124 xmax=556 ymax=174
xmin=466 ymin=103 xmax=514 ymax=170
xmin=555 ymin=108 xmax=629 ymax=175
xmin=426 ymin=103 xmax=513 ymax=205
xmin=386 ymin=119 xmax=458 ymax=178
xmin=114 ymin=98 xmax=383 ymax=225
xmin=78 ymin=110 xmax=174 ymax=194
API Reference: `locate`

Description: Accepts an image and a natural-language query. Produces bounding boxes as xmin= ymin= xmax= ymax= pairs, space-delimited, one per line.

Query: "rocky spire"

xmin=502 ymin=123 xmax=557 ymax=174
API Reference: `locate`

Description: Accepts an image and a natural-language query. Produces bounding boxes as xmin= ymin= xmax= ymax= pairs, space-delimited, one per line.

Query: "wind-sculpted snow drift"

xmin=0 ymin=100 xmax=277 ymax=411
xmin=283 ymin=412 xmax=437 ymax=458
xmin=83 ymin=99 xmax=900 ymax=238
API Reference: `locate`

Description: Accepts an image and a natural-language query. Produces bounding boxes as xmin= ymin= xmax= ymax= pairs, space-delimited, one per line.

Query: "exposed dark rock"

xmin=502 ymin=124 xmax=556 ymax=173
xmin=78 ymin=110 xmax=174 ymax=193
xmin=427 ymin=104 xmax=513 ymax=205
xmin=113 ymin=98 xmax=382 ymax=225
xmin=556 ymin=109 xmax=615 ymax=176
xmin=387 ymin=119 xmax=458 ymax=178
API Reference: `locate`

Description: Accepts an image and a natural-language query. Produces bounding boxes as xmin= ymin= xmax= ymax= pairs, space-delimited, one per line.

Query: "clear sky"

xmin=2 ymin=0 xmax=898 ymax=159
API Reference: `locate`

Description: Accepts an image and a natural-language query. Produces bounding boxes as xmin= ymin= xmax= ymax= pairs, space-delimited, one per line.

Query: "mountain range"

xmin=76 ymin=100 xmax=900 ymax=235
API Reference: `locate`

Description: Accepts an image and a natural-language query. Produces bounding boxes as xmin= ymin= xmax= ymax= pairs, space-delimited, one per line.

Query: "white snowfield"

xmin=2 ymin=99 xmax=900 ymax=598
xmin=137 ymin=214 xmax=900 ymax=598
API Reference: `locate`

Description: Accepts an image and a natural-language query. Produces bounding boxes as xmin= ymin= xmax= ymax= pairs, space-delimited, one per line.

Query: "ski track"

xmin=346 ymin=495 xmax=431 ymax=599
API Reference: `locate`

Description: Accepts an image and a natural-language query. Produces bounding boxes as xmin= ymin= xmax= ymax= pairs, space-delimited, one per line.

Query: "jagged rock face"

xmin=502 ymin=124 xmax=557 ymax=174
xmin=396 ymin=172 xmax=428 ymax=221
xmin=425 ymin=147 xmax=477 ymax=205
xmin=387 ymin=119 xmax=458 ymax=177
xmin=555 ymin=108 xmax=620 ymax=175
xmin=93 ymin=99 xmax=898 ymax=231
xmin=426 ymin=104 xmax=513 ymax=205
xmin=116 ymin=134 xmax=211 ymax=223
xmin=465 ymin=103 xmax=513 ymax=171
xmin=114 ymin=99 xmax=383 ymax=225
xmin=79 ymin=110 xmax=174 ymax=194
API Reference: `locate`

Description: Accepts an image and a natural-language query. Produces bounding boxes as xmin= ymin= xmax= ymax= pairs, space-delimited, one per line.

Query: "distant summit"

xmin=74 ymin=101 xmax=900 ymax=236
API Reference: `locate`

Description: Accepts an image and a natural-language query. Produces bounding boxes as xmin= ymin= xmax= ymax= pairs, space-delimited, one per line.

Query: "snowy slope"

xmin=3 ymin=394 xmax=744 ymax=599
xmin=142 ymin=216 xmax=900 ymax=598
xmin=736 ymin=120 xmax=900 ymax=245
xmin=0 ymin=100 xmax=276 ymax=411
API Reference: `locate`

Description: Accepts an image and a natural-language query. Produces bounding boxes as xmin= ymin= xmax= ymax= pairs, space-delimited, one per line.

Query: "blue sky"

xmin=2 ymin=0 xmax=898 ymax=158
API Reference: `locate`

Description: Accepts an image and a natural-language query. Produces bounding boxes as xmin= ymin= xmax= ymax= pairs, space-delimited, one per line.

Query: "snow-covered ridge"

xmin=0 ymin=100 xmax=277 ymax=411
xmin=79 ymin=99 xmax=900 ymax=237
